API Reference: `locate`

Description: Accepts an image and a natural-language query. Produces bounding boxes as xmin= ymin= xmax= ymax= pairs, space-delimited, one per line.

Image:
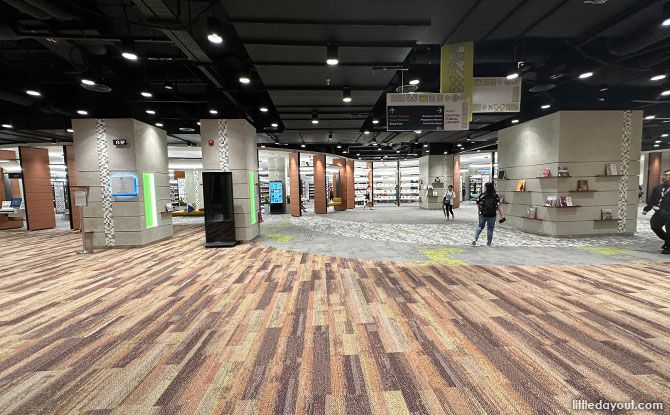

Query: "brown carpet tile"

xmin=0 ymin=226 xmax=668 ymax=414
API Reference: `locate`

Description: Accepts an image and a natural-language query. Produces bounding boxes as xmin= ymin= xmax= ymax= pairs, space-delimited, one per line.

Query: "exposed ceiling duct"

xmin=0 ymin=90 xmax=32 ymax=106
xmin=607 ymin=27 xmax=670 ymax=56
xmin=2 ymin=0 xmax=76 ymax=20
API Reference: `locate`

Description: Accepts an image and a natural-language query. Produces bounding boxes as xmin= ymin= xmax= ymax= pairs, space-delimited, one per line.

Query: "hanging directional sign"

xmin=386 ymin=92 xmax=469 ymax=131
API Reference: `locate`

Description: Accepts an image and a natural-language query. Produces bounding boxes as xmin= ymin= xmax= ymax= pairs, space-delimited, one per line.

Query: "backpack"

xmin=479 ymin=193 xmax=498 ymax=217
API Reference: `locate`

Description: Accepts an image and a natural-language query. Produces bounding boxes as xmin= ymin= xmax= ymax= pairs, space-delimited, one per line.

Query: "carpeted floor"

xmin=0 ymin=226 xmax=668 ymax=414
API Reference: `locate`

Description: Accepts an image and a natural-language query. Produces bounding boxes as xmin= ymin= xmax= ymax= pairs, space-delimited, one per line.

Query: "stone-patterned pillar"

xmin=453 ymin=156 xmax=461 ymax=208
xmin=289 ymin=152 xmax=301 ymax=217
xmin=313 ymin=154 xmax=327 ymax=214
xmin=200 ymin=119 xmax=259 ymax=242
xmin=346 ymin=160 xmax=355 ymax=209
xmin=184 ymin=169 xmax=202 ymax=209
xmin=72 ymin=118 xmax=173 ymax=247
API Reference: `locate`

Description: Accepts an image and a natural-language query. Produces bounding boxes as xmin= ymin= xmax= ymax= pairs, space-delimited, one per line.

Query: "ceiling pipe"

xmin=0 ymin=90 xmax=33 ymax=106
xmin=607 ymin=27 xmax=670 ymax=56
xmin=2 ymin=0 xmax=50 ymax=19
xmin=22 ymin=0 xmax=77 ymax=20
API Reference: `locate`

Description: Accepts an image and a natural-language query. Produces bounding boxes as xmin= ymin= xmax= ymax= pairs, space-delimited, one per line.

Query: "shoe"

xmin=662 ymin=248 xmax=670 ymax=255
xmin=471 ymin=240 xmax=477 ymax=246
xmin=487 ymin=243 xmax=492 ymax=247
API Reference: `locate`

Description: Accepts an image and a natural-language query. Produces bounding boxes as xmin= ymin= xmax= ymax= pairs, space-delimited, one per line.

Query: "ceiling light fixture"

xmin=146 ymin=109 xmax=156 ymax=115
xmin=120 ymin=39 xmax=138 ymax=61
xmin=579 ymin=72 xmax=594 ymax=79
xmin=599 ymin=87 xmax=608 ymax=92
xmin=81 ymin=79 xmax=95 ymax=86
xmin=661 ymin=90 xmax=670 ymax=96
xmin=77 ymin=110 xmax=88 ymax=116
xmin=654 ymin=144 xmax=660 ymax=147
xmin=239 ymin=75 xmax=251 ymax=84
xmin=155 ymin=122 xmax=164 ymax=127
xmin=409 ymin=79 xmax=420 ymax=85
xmin=197 ymin=121 xmax=201 ymax=126
xmin=271 ymin=122 xmax=278 ymax=128
xmin=259 ymin=107 xmax=268 ymax=112
xmin=26 ymin=89 xmax=41 ymax=96
xmin=506 ymin=71 xmax=519 ymax=80
xmin=311 ymin=112 xmax=319 ymax=124
xmin=301 ymin=143 xmax=306 ymax=148
xmin=66 ymin=128 xmax=73 ymax=133
xmin=541 ymin=104 xmax=551 ymax=109
xmin=414 ymin=130 xmax=422 ymax=134
xmin=663 ymin=18 xmax=670 ymax=26
xmin=209 ymin=108 xmax=218 ymax=115
xmin=207 ymin=17 xmax=224 ymax=44
xmin=396 ymin=150 xmax=400 ymax=153
xmin=164 ymin=82 xmax=174 ymax=90
xmin=423 ymin=144 xmax=428 ymax=147
xmin=337 ymin=144 xmax=341 ymax=148
xmin=140 ymin=87 xmax=152 ymax=98
xmin=364 ymin=130 xmax=370 ymax=135
xmin=372 ymin=118 xmax=379 ymax=124
xmin=511 ymin=119 xmax=519 ymax=124
xmin=342 ymin=87 xmax=352 ymax=103
xmin=326 ymin=43 xmax=339 ymax=65
xmin=261 ymin=144 xmax=266 ymax=148
xmin=662 ymin=133 xmax=669 ymax=137
xmin=651 ymin=74 xmax=666 ymax=81
xmin=1 ymin=123 xmax=13 ymax=128
xmin=645 ymin=115 xmax=656 ymax=120
xmin=655 ymin=140 xmax=662 ymax=143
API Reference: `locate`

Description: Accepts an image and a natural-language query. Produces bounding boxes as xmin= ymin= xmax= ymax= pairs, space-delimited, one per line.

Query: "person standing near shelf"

xmin=642 ymin=169 xmax=670 ymax=254
xmin=363 ymin=186 xmax=373 ymax=210
xmin=472 ymin=182 xmax=505 ymax=247
xmin=443 ymin=185 xmax=456 ymax=220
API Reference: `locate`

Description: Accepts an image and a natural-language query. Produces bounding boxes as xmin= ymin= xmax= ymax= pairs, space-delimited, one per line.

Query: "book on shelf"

xmin=515 ymin=180 xmax=526 ymax=191
xmin=497 ymin=170 xmax=506 ymax=180
xmin=526 ymin=206 xmax=537 ymax=219
xmin=541 ymin=168 xmax=551 ymax=177
xmin=557 ymin=166 xmax=569 ymax=177
xmin=559 ymin=196 xmax=567 ymax=207
xmin=601 ymin=208 xmax=613 ymax=220
xmin=577 ymin=180 xmax=589 ymax=191
xmin=605 ymin=162 xmax=618 ymax=176
xmin=545 ymin=195 xmax=557 ymax=207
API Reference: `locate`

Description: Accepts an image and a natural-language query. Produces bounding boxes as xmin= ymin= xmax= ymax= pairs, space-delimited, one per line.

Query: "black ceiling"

xmin=0 ymin=0 xmax=668 ymax=158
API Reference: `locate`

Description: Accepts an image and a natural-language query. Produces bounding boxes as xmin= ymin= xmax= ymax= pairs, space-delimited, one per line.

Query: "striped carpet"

xmin=0 ymin=225 xmax=668 ymax=414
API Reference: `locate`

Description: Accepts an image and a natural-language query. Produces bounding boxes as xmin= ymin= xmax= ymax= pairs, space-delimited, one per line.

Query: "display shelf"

xmin=569 ymin=190 xmax=598 ymax=193
xmin=595 ymin=174 xmax=623 ymax=177
xmin=594 ymin=218 xmax=618 ymax=222
xmin=536 ymin=176 xmax=571 ymax=179
xmin=543 ymin=205 xmax=581 ymax=208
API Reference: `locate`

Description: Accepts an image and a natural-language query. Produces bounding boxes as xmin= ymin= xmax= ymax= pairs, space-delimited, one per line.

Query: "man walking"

xmin=643 ymin=169 xmax=670 ymax=254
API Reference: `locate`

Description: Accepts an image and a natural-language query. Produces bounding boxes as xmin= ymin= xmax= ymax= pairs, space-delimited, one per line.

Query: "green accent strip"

xmin=249 ymin=170 xmax=257 ymax=225
xmin=142 ymin=173 xmax=157 ymax=229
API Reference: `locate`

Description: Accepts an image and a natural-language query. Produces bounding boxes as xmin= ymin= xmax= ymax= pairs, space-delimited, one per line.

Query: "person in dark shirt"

xmin=472 ymin=182 xmax=505 ymax=247
xmin=643 ymin=169 xmax=670 ymax=254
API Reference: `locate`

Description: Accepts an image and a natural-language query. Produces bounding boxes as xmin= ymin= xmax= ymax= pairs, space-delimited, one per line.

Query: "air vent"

xmin=82 ymin=83 xmax=112 ymax=93
xmin=395 ymin=84 xmax=419 ymax=93
xmin=529 ymin=84 xmax=556 ymax=93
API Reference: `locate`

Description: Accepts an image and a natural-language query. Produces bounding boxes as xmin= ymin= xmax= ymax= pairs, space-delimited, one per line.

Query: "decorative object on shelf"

xmin=559 ymin=196 xmax=573 ymax=207
xmin=545 ymin=195 xmax=557 ymax=207
xmin=557 ymin=166 xmax=569 ymax=177
xmin=499 ymin=194 xmax=505 ymax=204
xmin=605 ymin=162 xmax=618 ymax=176
xmin=515 ymin=179 xmax=526 ymax=191
xmin=497 ymin=170 xmax=506 ymax=180
xmin=526 ymin=206 xmax=537 ymax=219
xmin=577 ymin=179 xmax=589 ymax=192
xmin=541 ymin=168 xmax=551 ymax=177
xmin=601 ymin=208 xmax=613 ymax=220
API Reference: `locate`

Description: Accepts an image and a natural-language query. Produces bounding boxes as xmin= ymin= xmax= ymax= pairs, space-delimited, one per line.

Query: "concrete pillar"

xmin=420 ymin=154 xmax=452 ymax=209
xmin=200 ymin=118 xmax=259 ymax=242
xmin=453 ymin=155 xmax=461 ymax=208
xmin=346 ymin=160 xmax=355 ymax=209
xmin=313 ymin=154 xmax=327 ymax=214
xmin=184 ymin=169 xmax=202 ymax=209
xmin=289 ymin=152 xmax=301 ymax=217
xmin=72 ymin=118 xmax=173 ymax=247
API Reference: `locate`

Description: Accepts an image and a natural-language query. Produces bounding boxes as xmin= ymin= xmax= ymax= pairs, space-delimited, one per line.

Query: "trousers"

xmin=475 ymin=215 xmax=496 ymax=245
xmin=650 ymin=210 xmax=670 ymax=246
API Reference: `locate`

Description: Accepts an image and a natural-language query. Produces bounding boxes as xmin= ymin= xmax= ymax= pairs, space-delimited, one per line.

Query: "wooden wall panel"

xmin=333 ymin=158 xmax=347 ymax=211
xmin=19 ymin=147 xmax=55 ymax=231
xmin=289 ymin=152 xmax=301 ymax=217
xmin=313 ymin=154 xmax=327 ymax=214
xmin=647 ymin=152 xmax=662 ymax=202
xmin=65 ymin=145 xmax=80 ymax=230
xmin=346 ymin=160 xmax=355 ymax=209
xmin=0 ymin=150 xmax=23 ymax=230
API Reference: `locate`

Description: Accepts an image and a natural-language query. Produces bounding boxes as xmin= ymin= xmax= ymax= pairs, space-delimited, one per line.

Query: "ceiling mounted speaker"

xmin=81 ymin=83 xmax=112 ymax=93
xmin=529 ymin=83 xmax=556 ymax=93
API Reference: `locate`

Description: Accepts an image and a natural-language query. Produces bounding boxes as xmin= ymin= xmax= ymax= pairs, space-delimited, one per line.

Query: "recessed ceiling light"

xmin=1 ymin=123 xmax=13 ymax=128
xmin=541 ymin=104 xmax=551 ymax=109
xmin=363 ymin=130 xmax=370 ymax=135
xmin=356 ymin=153 xmax=360 ymax=156
xmin=662 ymin=133 xmax=668 ymax=137
xmin=651 ymin=74 xmax=666 ymax=81
xmin=140 ymin=91 xmax=152 ymax=98
xmin=645 ymin=115 xmax=656 ymax=120
xmin=81 ymin=79 xmax=95 ymax=86
xmin=197 ymin=121 xmax=201 ymax=126
xmin=271 ymin=123 xmax=278 ymax=128
xmin=654 ymin=144 xmax=660 ymax=147
xmin=661 ymin=90 xmax=670 ymax=96
xmin=511 ymin=119 xmax=519 ymax=124
xmin=372 ymin=119 xmax=379 ymax=124
xmin=311 ymin=112 xmax=319 ymax=124
xmin=261 ymin=144 xmax=266 ymax=148
xmin=120 ymin=39 xmax=139 ymax=61
xmin=77 ymin=110 xmax=88 ymax=115
xmin=598 ymin=97 xmax=605 ymax=101
xmin=155 ymin=122 xmax=164 ymax=127
xmin=26 ymin=89 xmax=41 ymax=96
xmin=66 ymin=128 xmax=73 ymax=133
xmin=179 ymin=127 xmax=195 ymax=132
xmin=337 ymin=144 xmax=341 ymax=148
xmin=506 ymin=72 xmax=519 ymax=80
xmin=259 ymin=107 xmax=268 ymax=112
xmin=579 ymin=72 xmax=594 ymax=79
xmin=414 ymin=130 xmax=422 ymax=134
xmin=209 ymin=108 xmax=218 ymax=115
xmin=343 ymin=150 xmax=348 ymax=154
xmin=423 ymin=144 xmax=428 ymax=147
xmin=457 ymin=143 xmax=463 ymax=147
xmin=396 ymin=150 xmax=400 ymax=153
xmin=164 ymin=82 xmax=174 ymax=90
xmin=655 ymin=140 xmax=661 ymax=143
xmin=301 ymin=143 xmax=306 ymax=148
xmin=599 ymin=87 xmax=608 ymax=92
xmin=146 ymin=109 xmax=156 ymax=115
xmin=342 ymin=87 xmax=352 ymax=102
xmin=662 ymin=18 xmax=670 ymax=26
xmin=122 ymin=51 xmax=138 ymax=61
xmin=409 ymin=79 xmax=420 ymax=85
xmin=239 ymin=76 xmax=251 ymax=84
